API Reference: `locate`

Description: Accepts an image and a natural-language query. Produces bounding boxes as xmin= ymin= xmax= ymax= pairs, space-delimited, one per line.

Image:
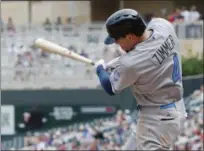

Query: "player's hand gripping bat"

xmin=34 ymin=38 xmax=95 ymax=65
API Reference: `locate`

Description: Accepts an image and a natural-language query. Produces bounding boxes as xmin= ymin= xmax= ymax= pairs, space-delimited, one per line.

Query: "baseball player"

xmin=94 ymin=9 xmax=187 ymax=150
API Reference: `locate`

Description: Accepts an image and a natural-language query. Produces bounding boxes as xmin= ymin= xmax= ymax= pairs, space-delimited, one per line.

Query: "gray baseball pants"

xmin=122 ymin=99 xmax=187 ymax=150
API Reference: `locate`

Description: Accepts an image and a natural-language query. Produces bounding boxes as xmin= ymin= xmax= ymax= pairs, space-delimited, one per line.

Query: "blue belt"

xmin=160 ymin=102 xmax=176 ymax=109
xmin=137 ymin=102 xmax=176 ymax=110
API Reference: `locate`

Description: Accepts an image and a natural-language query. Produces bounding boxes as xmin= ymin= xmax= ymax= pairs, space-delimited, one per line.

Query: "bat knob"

xmin=33 ymin=38 xmax=39 ymax=44
xmin=91 ymin=62 xmax=95 ymax=66
xmin=33 ymin=38 xmax=40 ymax=47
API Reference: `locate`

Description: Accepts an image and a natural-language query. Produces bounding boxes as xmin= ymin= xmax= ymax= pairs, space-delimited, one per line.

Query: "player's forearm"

xmin=106 ymin=57 xmax=120 ymax=67
xmin=96 ymin=65 xmax=115 ymax=96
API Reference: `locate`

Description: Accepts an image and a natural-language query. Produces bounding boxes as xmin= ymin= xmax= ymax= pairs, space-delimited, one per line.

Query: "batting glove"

xmin=94 ymin=59 xmax=106 ymax=72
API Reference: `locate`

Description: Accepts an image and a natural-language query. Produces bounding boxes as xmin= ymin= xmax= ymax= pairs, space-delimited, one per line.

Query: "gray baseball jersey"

xmin=108 ymin=18 xmax=183 ymax=106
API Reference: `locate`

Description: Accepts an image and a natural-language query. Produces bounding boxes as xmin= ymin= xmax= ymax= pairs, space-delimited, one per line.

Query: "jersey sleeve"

xmin=148 ymin=18 xmax=175 ymax=36
xmin=109 ymin=64 xmax=137 ymax=93
xmin=106 ymin=57 xmax=120 ymax=68
xmin=106 ymin=57 xmax=120 ymax=74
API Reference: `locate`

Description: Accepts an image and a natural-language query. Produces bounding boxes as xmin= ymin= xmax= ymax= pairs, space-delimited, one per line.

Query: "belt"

xmin=137 ymin=102 xmax=177 ymax=110
xmin=160 ymin=102 xmax=176 ymax=109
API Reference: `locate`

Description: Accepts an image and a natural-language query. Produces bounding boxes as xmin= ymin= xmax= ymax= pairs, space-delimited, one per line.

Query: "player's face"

xmin=115 ymin=34 xmax=137 ymax=52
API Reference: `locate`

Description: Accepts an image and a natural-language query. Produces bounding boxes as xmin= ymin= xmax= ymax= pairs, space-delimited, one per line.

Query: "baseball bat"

xmin=34 ymin=38 xmax=95 ymax=65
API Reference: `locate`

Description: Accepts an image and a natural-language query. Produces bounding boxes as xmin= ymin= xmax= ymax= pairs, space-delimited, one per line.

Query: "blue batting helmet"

xmin=104 ymin=9 xmax=147 ymax=45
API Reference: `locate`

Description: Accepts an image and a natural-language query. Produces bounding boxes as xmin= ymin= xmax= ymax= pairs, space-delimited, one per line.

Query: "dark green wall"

xmin=2 ymin=76 xmax=203 ymax=107
xmin=182 ymin=76 xmax=203 ymax=96
xmin=1 ymin=89 xmax=136 ymax=110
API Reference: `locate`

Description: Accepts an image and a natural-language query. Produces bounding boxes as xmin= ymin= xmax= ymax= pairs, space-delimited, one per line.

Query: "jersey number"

xmin=172 ymin=55 xmax=181 ymax=83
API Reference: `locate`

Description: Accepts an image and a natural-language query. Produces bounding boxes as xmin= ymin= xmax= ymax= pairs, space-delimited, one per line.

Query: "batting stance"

xmin=95 ymin=9 xmax=187 ymax=150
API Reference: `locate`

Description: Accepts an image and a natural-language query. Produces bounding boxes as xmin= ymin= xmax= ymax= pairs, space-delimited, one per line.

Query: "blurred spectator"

xmin=66 ymin=17 xmax=72 ymax=25
xmin=23 ymin=51 xmax=35 ymax=80
xmin=144 ymin=12 xmax=155 ymax=24
xmin=0 ymin=17 xmax=3 ymax=25
xmin=24 ymin=51 xmax=33 ymax=66
xmin=180 ymin=6 xmax=190 ymax=22
xmin=43 ymin=18 xmax=52 ymax=32
xmin=56 ymin=16 xmax=62 ymax=25
xmin=80 ymin=49 xmax=89 ymax=58
xmin=200 ymin=85 xmax=203 ymax=92
xmin=79 ymin=49 xmax=92 ymax=78
xmin=89 ymin=139 xmax=99 ymax=150
xmin=160 ymin=8 xmax=167 ymax=18
xmin=89 ymin=130 xmax=105 ymax=150
xmin=40 ymin=50 xmax=49 ymax=60
xmin=168 ymin=8 xmax=178 ymax=23
xmin=63 ymin=17 xmax=75 ymax=36
xmin=13 ymin=53 xmax=25 ymax=81
xmin=68 ymin=45 xmax=77 ymax=53
xmin=191 ymin=84 xmax=203 ymax=101
xmin=188 ymin=5 xmax=201 ymax=22
xmin=13 ymin=46 xmax=35 ymax=81
xmin=0 ymin=17 xmax=4 ymax=32
xmin=115 ymin=110 xmax=125 ymax=125
xmin=55 ymin=16 xmax=62 ymax=31
xmin=7 ymin=17 xmax=16 ymax=36
xmin=8 ymin=43 xmax=19 ymax=57
xmin=20 ymin=108 xmax=46 ymax=131
xmin=200 ymin=13 xmax=204 ymax=20
xmin=168 ymin=8 xmax=184 ymax=23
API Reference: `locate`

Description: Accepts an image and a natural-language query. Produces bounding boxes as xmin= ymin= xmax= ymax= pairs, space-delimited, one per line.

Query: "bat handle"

xmin=90 ymin=62 xmax=95 ymax=66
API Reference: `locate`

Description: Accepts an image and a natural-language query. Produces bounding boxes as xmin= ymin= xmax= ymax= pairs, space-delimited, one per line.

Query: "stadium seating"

xmin=1 ymin=87 xmax=203 ymax=150
xmin=1 ymin=21 xmax=203 ymax=89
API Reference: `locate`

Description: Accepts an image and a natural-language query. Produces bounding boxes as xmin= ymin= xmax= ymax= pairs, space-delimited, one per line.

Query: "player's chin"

xmin=121 ymin=45 xmax=134 ymax=52
xmin=125 ymin=47 xmax=134 ymax=53
xmin=120 ymin=47 xmax=129 ymax=53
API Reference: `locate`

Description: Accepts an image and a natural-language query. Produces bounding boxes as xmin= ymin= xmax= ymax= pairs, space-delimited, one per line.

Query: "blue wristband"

xmin=96 ymin=65 xmax=104 ymax=74
xmin=96 ymin=65 xmax=115 ymax=96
